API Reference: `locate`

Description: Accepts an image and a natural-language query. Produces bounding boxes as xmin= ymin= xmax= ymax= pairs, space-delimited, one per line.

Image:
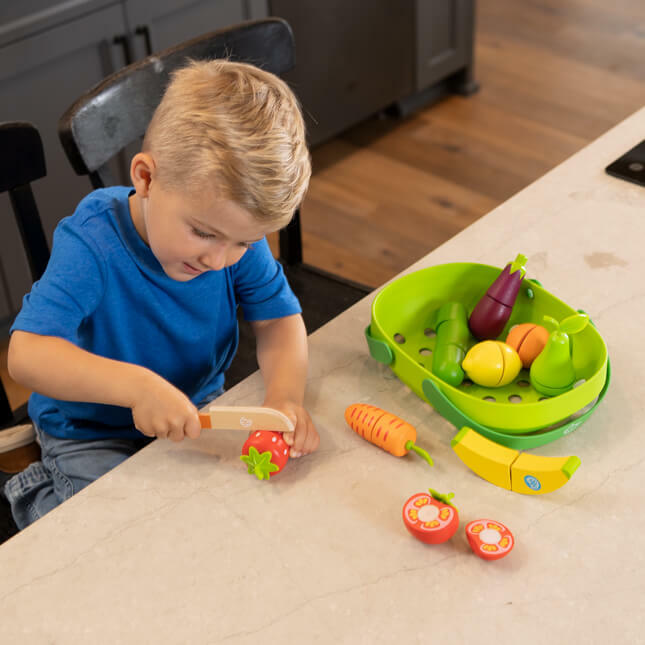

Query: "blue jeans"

xmin=3 ymin=388 xmax=223 ymax=530
xmin=4 ymin=425 xmax=153 ymax=529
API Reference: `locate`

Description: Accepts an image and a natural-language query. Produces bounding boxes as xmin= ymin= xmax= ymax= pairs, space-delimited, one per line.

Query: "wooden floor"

xmin=297 ymin=0 xmax=645 ymax=288
xmin=2 ymin=0 xmax=645 ymax=411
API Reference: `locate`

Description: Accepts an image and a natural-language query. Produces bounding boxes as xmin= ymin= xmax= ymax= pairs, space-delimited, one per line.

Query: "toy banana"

xmin=451 ymin=427 xmax=580 ymax=495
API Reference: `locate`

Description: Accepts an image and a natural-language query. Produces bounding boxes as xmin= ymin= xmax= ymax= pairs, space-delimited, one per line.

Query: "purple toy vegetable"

xmin=468 ymin=254 xmax=527 ymax=340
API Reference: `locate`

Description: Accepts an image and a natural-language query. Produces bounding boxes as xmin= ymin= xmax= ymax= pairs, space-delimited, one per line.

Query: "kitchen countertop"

xmin=1 ymin=107 xmax=644 ymax=644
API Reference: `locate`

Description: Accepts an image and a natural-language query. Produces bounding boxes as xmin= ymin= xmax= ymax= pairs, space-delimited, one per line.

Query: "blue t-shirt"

xmin=10 ymin=187 xmax=301 ymax=440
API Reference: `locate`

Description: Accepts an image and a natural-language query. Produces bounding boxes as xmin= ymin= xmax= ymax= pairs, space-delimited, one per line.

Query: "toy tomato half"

xmin=402 ymin=489 xmax=459 ymax=544
xmin=465 ymin=518 xmax=514 ymax=561
xmin=240 ymin=431 xmax=290 ymax=480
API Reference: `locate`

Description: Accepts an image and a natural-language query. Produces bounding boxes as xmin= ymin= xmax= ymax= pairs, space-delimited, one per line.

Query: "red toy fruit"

xmin=465 ymin=518 xmax=514 ymax=560
xmin=402 ymin=489 xmax=459 ymax=544
xmin=240 ymin=431 xmax=290 ymax=480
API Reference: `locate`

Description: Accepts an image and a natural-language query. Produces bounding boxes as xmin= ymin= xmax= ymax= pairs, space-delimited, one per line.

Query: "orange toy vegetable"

xmin=506 ymin=323 xmax=549 ymax=368
xmin=344 ymin=404 xmax=433 ymax=466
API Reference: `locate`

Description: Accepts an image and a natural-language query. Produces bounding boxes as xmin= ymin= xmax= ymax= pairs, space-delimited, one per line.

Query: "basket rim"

xmin=369 ymin=261 xmax=608 ymax=432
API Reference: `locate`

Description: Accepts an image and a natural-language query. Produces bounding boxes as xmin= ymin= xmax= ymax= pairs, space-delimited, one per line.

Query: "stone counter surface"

xmin=1 ymin=108 xmax=644 ymax=643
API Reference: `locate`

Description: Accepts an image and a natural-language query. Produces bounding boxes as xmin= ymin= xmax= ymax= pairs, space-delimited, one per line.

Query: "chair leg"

xmin=0 ymin=387 xmax=13 ymax=427
xmin=9 ymin=184 xmax=50 ymax=281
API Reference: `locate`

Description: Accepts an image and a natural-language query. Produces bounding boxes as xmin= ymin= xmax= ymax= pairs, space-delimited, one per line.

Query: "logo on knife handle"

xmin=239 ymin=416 xmax=252 ymax=428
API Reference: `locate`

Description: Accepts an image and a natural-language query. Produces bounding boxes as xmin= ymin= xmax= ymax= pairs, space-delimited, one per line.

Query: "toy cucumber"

xmin=431 ymin=302 xmax=471 ymax=387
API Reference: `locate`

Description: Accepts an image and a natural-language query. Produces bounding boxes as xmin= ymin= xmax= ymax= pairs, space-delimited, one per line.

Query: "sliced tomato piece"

xmin=402 ymin=489 xmax=459 ymax=544
xmin=465 ymin=518 xmax=514 ymax=561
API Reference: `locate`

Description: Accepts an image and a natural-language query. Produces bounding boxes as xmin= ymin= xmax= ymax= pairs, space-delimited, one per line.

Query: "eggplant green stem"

xmin=510 ymin=253 xmax=528 ymax=276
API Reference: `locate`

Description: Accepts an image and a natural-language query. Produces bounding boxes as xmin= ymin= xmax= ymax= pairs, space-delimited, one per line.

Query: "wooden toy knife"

xmin=198 ymin=406 xmax=295 ymax=433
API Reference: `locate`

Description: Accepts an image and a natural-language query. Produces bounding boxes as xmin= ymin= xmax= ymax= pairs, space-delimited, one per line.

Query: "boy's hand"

xmin=264 ymin=400 xmax=319 ymax=458
xmin=131 ymin=372 xmax=202 ymax=442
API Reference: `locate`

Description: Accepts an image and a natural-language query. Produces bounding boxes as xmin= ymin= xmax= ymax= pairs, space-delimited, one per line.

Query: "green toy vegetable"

xmin=530 ymin=313 xmax=589 ymax=396
xmin=431 ymin=301 xmax=472 ymax=387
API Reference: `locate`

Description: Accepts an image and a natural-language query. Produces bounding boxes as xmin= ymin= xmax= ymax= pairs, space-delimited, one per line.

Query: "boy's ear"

xmin=130 ymin=153 xmax=156 ymax=197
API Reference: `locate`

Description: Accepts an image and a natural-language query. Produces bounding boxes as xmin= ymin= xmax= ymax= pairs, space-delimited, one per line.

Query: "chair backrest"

xmin=58 ymin=17 xmax=303 ymax=264
xmin=0 ymin=121 xmax=50 ymax=426
xmin=0 ymin=122 xmax=50 ymax=282
xmin=58 ymin=18 xmax=296 ymax=189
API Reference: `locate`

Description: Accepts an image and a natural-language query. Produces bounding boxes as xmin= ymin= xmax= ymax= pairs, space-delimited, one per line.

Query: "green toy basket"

xmin=365 ymin=262 xmax=610 ymax=450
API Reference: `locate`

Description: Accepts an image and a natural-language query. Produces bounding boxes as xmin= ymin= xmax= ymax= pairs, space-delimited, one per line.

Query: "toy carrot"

xmin=344 ymin=404 xmax=433 ymax=466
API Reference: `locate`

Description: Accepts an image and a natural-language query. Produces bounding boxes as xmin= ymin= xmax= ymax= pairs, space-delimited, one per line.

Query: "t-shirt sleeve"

xmin=10 ymin=218 xmax=106 ymax=343
xmin=233 ymin=237 xmax=301 ymax=322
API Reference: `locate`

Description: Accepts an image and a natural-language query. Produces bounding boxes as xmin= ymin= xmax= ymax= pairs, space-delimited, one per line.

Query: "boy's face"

xmin=130 ymin=155 xmax=276 ymax=281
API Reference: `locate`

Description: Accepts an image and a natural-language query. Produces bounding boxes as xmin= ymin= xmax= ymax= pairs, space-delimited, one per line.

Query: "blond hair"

xmin=143 ymin=59 xmax=311 ymax=225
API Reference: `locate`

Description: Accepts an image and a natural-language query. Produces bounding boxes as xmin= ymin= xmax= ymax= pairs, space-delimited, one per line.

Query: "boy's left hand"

xmin=264 ymin=400 xmax=319 ymax=458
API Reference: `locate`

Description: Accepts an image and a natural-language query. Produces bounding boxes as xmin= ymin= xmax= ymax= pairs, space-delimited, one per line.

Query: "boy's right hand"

xmin=131 ymin=372 xmax=202 ymax=442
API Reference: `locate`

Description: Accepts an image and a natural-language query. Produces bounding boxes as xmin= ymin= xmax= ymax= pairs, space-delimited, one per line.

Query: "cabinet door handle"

xmin=113 ymin=34 xmax=133 ymax=65
xmin=135 ymin=25 xmax=153 ymax=57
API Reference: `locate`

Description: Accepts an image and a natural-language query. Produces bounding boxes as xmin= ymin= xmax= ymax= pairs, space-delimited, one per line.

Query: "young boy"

xmin=3 ymin=59 xmax=320 ymax=530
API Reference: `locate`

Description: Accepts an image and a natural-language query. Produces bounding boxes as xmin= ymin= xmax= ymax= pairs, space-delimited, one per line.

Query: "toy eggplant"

xmin=431 ymin=301 xmax=472 ymax=387
xmin=468 ymin=254 xmax=527 ymax=340
xmin=530 ymin=313 xmax=589 ymax=396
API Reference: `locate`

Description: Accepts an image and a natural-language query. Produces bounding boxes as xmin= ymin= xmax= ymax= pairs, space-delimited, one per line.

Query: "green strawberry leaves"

xmin=240 ymin=446 xmax=280 ymax=480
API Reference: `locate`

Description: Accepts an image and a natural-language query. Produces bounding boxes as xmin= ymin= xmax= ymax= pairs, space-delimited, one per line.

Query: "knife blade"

xmin=198 ymin=405 xmax=295 ymax=433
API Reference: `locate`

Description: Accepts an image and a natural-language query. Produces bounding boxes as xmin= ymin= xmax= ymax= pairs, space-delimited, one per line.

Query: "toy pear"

xmin=530 ymin=313 xmax=589 ymax=396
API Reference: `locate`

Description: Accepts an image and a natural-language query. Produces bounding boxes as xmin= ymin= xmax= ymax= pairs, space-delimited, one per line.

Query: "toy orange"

xmin=506 ymin=323 xmax=549 ymax=368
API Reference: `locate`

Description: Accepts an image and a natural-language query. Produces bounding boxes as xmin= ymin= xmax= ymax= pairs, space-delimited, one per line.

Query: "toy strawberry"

xmin=240 ymin=431 xmax=290 ymax=480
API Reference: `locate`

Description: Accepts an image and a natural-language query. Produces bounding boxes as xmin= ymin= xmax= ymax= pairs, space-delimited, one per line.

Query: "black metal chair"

xmin=0 ymin=122 xmax=50 ymax=430
xmin=57 ymin=17 xmax=371 ymax=386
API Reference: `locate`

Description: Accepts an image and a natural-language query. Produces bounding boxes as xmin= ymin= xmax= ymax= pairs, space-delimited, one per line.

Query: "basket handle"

xmin=421 ymin=358 xmax=611 ymax=450
xmin=364 ymin=325 xmax=394 ymax=365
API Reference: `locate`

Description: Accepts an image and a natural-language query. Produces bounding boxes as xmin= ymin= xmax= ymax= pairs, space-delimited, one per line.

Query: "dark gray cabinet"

xmin=125 ymin=0 xmax=249 ymax=59
xmin=415 ymin=0 xmax=476 ymax=92
xmin=269 ymin=1 xmax=416 ymax=147
xmin=0 ymin=0 xmax=476 ymax=330
xmin=0 ymin=1 xmax=129 ymax=328
xmin=0 ymin=0 xmax=256 ymax=332
xmin=269 ymin=0 xmax=477 ymax=146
